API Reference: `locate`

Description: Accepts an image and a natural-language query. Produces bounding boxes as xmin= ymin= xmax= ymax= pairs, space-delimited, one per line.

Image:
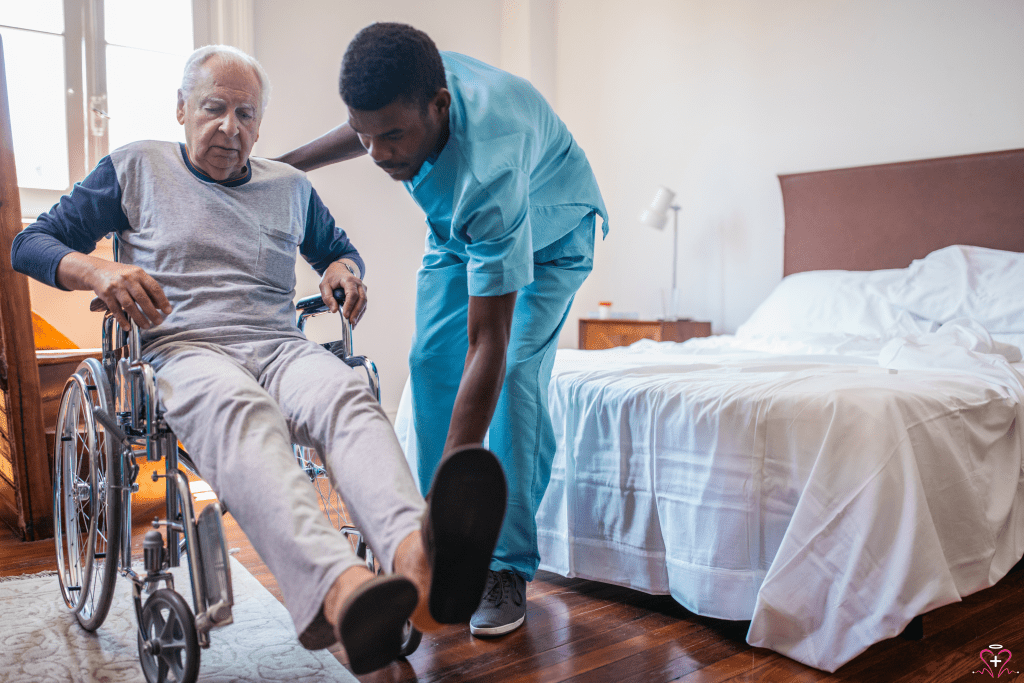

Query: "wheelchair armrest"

xmin=295 ymin=288 xmax=346 ymax=314
xmin=90 ymin=297 xmax=109 ymax=313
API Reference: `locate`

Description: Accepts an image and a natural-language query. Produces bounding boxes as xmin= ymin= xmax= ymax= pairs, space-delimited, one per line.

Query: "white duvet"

xmin=535 ymin=320 xmax=1024 ymax=672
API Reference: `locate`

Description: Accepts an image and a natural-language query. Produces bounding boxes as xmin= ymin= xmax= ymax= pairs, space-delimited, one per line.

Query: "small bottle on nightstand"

xmin=598 ymin=301 xmax=612 ymax=319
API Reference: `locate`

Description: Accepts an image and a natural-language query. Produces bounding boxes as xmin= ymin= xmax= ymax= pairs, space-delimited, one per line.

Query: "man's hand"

xmin=320 ymin=258 xmax=367 ymax=326
xmin=57 ymin=252 xmax=171 ymax=330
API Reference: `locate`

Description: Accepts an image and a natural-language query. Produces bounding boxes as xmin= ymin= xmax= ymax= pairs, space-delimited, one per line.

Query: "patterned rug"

xmin=0 ymin=557 xmax=355 ymax=682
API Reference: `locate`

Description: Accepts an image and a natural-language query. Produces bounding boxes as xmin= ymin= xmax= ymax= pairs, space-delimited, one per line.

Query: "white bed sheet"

xmin=533 ymin=323 xmax=1024 ymax=672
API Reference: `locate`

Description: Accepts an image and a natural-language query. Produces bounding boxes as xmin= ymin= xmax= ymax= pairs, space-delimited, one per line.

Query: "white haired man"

xmin=11 ymin=44 xmax=506 ymax=675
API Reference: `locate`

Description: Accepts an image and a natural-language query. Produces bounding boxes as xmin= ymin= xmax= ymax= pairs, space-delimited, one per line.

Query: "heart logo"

xmin=975 ymin=645 xmax=1014 ymax=677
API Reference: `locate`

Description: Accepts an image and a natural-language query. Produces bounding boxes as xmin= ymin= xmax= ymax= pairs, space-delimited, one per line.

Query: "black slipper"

xmin=423 ymin=445 xmax=508 ymax=624
xmin=334 ymin=574 xmax=418 ymax=675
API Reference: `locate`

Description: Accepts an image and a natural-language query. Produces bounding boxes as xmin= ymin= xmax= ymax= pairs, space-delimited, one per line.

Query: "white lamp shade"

xmin=639 ymin=186 xmax=676 ymax=230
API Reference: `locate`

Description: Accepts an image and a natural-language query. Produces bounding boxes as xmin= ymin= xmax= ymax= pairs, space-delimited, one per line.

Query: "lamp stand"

xmin=662 ymin=205 xmax=683 ymax=320
xmin=670 ymin=205 xmax=679 ymax=291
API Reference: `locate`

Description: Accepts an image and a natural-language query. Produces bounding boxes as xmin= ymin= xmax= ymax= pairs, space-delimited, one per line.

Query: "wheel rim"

xmin=53 ymin=376 xmax=97 ymax=612
xmin=76 ymin=361 xmax=117 ymax=624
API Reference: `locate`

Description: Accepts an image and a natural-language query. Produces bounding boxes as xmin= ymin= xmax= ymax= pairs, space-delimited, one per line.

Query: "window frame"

xmin=6 ymin=0 xmax=216 ymax=221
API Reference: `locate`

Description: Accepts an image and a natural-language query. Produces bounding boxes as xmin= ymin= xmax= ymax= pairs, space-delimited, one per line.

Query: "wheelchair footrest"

xmin=196 ymin=503 xmax=234 ymax=630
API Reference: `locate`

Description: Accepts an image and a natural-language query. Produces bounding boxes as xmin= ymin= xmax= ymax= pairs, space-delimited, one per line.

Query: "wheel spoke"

xmin=297 ymin=446 xmax=354 ymax=534
xmin=150 ymin=611 xmax=168 ymax=639
xmin=158 ymin=609 xmax=180 ymax=643
xmin=161 ymin=639 xmax=186 ymax=652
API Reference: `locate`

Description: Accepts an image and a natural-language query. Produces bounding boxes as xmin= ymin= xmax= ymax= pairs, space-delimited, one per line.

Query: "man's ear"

xmin=176 ymin=89 xmax=186 ymax=125
xmin=433 ymin=88 xmax=451 ymax=117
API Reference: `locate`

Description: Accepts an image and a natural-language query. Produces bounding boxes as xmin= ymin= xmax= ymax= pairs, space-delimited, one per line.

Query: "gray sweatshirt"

xmin=11 ymin=140 xmax=363 ymax=348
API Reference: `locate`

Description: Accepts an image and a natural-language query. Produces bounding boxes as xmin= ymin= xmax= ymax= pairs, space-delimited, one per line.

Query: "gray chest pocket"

xmin=257 ymin=225 xmax=300 ymax=289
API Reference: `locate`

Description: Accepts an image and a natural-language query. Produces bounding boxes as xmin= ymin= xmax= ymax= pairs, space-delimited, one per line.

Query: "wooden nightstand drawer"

xmin=578 ymin=319 xmax=711 ymax=350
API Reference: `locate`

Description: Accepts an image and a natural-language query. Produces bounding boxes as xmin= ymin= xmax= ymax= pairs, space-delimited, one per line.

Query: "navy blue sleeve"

xmin=10 ymin=155 xmax=130 ymax=289
xmin=299 ymin=186 xmax=365 ymax=278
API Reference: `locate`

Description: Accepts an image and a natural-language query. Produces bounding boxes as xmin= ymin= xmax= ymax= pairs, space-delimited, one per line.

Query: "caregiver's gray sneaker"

xmin=469 ymin=569 xmax=526 ymax=637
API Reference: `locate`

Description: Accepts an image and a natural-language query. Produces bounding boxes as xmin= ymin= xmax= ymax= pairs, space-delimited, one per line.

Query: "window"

xmin=0 ymin=0 xmax=194 ymax=219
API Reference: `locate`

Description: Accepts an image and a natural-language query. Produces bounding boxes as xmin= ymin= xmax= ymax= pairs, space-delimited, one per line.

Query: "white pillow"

xmin=884 ymin=245 xmax=1024 ymax=333
xmin=737 ymin=269 xmax=928 ymax=339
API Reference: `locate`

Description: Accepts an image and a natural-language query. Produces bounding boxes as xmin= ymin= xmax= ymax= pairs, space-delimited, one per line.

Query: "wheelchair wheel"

xmin=77 ymin=360 xmax=121 ymax=631
xmin=137 ymin=588 xmax=200 ymax=683
xmin=53 ymin=363 xmax=121 ymax=630
xmin=294 ymin=446 xmax=354 ymax=533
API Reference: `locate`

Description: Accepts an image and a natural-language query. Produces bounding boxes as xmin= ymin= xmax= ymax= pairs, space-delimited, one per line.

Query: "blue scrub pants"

xmin=409 ymin=214 xmax=595 ymax=581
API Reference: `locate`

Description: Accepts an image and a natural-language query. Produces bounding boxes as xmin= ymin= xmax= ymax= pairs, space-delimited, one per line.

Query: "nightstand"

xmin=578 ymin=318 xmax=712 ymax=350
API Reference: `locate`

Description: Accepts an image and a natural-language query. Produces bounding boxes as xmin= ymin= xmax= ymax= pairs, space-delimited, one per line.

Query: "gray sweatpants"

xmin=146 ymin=334 xmax=425 ymax=650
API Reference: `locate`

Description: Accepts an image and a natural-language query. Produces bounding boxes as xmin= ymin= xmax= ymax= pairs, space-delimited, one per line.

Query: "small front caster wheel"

xmin=398 ymin=618 xmax=422 ymax=657
xmin=137 ymin=589 xmax=200 ymax=683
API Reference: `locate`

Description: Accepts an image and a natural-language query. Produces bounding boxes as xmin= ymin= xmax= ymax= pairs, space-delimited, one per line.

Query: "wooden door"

xmin=0 ymin=35 xmax=52 ymax=540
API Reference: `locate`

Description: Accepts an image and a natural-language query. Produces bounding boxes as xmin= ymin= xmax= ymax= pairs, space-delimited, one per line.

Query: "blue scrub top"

xmin=404 ymin=52 xmax=608 ymax=297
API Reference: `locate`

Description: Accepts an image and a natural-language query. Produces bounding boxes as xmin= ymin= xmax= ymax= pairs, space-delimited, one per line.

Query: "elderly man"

xmin=11 ymin=45 xmax=506 ymax=675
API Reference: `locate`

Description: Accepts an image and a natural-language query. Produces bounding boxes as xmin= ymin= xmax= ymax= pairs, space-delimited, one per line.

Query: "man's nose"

xmin=218 ymin=113 xmax=239 ymax=137
xmin=366 ymin=138 xmax=392 ymax=163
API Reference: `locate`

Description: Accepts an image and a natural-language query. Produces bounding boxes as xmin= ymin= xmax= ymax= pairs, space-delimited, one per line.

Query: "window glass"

xmin=104 ymin=0 xmax=192 ymax=54
xmin=0 ymin=27 xmax=69 ymax=190
xmin=4 ymin=0 xmax=195 ymax=207
xmin=0 ymin=0 xmax=63 ymax=33
xmin=106 ymin=46 xmax=187 ymax=150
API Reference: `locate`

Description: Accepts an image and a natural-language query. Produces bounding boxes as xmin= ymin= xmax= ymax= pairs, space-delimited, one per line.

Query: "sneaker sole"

xmin=426 ymin=447 xmax=508 ymax=624
xmin=470 ymin=612 xmax=526 ymax=637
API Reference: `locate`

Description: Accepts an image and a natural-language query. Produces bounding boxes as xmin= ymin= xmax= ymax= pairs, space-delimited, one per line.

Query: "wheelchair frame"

xmin=51 ymin=281 xmax=414 ymax=683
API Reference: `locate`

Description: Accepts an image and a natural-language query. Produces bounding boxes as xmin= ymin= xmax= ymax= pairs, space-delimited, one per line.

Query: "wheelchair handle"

xmin=296 ymin=288 xmax=354 ymax=359
xmin=295 ymin=288 xmax=346 ymax=312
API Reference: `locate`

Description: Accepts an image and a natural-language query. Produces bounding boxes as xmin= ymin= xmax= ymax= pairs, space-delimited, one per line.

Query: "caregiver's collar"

xmin=426 ymin=120 xmax=450 ymax=166
xmin=408 ymin=119 xmax=452 ymax=188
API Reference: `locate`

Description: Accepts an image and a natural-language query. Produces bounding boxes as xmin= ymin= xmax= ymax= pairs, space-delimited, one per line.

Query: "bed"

xmin=533 ymin=149 xmax=1024 ymax=672
xmin=395 ymin=148 xmax=1024 ymax=672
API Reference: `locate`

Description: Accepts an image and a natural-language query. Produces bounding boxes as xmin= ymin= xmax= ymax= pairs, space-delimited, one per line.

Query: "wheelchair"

xmin=52 ymin=286 xmax=419 ymax=683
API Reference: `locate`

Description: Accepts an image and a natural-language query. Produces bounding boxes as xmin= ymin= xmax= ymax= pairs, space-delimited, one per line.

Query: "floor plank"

xmin=6 ymin=501 xmax=1024 ymax=682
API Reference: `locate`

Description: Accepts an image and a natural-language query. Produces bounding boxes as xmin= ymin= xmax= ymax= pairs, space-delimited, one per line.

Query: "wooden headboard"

xmin=779 ymin=148 xmax=1024 ymax=275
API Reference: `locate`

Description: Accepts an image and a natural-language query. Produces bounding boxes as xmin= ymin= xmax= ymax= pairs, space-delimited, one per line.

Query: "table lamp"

xmin=639 ymin=186 xmax=683 ymax=320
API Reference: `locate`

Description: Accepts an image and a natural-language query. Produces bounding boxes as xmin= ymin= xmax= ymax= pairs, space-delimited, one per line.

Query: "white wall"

xmin=251 ymin=1 xmax=503 ymax=417
xmin=250 ymin=0 xmax=1024 ymax=417
xmin=556 ymin=0 xmax=1024 ymax=333
xmin=31 ymin=0 xmax=1023 ymax=419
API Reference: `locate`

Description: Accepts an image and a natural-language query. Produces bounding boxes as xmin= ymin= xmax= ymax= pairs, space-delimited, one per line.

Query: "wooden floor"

xmin=5 ymin=511 xmax=1024 ymax=682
